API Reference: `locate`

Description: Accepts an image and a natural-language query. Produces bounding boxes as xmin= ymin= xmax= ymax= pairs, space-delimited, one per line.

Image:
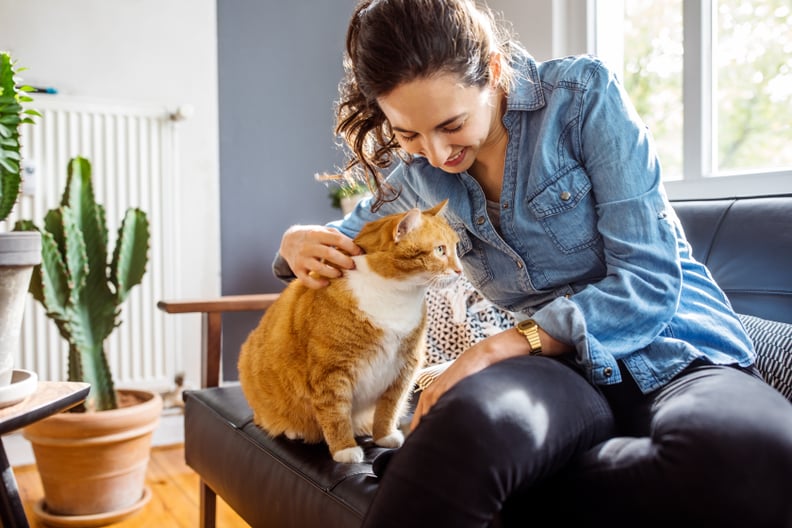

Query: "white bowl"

xmin=0 ymin=369 xmax=38 ymax=409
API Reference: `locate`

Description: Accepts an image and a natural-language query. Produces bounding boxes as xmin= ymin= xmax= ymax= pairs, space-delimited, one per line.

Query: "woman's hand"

xmin=279 ymin=225 xmax=363 ymax=289
xmin=410 ymin=326 xmax=572 ymax=431
xmin=410 ymin=329 xmax=528 ymax=431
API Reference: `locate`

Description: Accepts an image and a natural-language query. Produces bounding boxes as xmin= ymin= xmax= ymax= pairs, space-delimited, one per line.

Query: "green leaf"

xmin=112 ymin=208 xmax=150 ymax=302
xmin=44 ymin=208 xmax=66 ymax=258
xmin=0 ymin=161 xmax=21 ymax=218
xmin=36 ymin=229 xmax=71 ymax=322
xmin=0 ymin=115 xmax=21 ymax=125
xmin=0 ymin=156 xmax=18 ymax=173
xmin=61 ymin=205 xmax=89 ymax=303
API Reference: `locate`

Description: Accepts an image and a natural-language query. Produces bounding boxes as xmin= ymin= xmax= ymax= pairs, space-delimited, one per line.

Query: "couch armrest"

xmin=157 ymin=293 xmax=280 ymax=388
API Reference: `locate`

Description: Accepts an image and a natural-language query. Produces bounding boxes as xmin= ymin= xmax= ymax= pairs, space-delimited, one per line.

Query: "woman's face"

xmin=377 ymin=73 xmax=503 ymax=174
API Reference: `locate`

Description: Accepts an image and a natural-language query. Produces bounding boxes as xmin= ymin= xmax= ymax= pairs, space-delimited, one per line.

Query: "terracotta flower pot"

xmin=23 ymin=389 xmax=163 ymax=524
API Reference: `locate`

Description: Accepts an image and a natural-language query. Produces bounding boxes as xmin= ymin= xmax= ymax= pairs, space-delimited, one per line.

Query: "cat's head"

xmin=354 ymin=200 xmax=462 ymax=288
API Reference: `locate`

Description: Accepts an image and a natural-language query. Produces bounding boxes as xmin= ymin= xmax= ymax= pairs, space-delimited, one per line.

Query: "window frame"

xmin=588 ymin=0 xmax=792 ymax=200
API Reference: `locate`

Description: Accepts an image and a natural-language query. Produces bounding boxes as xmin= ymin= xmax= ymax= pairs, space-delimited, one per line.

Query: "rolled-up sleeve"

xmin=532 ymin=60 xmax=683 ymax=385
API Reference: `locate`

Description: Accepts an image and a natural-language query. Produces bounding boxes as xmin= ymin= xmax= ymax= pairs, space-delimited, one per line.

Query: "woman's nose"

xmin=423 ymin=137 xmax=449 ymax=168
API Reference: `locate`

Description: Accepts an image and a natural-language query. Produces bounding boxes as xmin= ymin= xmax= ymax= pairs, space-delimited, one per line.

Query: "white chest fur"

xmin=344 ymin=256 xmax=426 ymax=335
xmin=344 ymin=256 xmax=426 ymax=413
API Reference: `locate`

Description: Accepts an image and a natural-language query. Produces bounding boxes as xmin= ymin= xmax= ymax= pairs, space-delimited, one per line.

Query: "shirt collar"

xmin=505 ymin=51 xmax=546 ymax=112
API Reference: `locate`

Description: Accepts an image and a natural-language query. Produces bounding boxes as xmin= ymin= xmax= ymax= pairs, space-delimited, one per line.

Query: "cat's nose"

xmin=450 ymin=256 xmax=463 ymax=275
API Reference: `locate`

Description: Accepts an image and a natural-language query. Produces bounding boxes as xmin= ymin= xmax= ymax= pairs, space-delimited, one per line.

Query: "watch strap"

xmin=516 ymin=319 xmax=542 ymax=355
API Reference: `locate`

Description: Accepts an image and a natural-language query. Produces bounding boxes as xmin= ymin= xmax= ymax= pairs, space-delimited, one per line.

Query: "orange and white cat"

xmin=238 ymin=200 xmax=461 ymax=463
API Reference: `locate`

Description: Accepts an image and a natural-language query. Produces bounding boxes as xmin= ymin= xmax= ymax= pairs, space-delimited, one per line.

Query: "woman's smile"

xmin=445 ymin=147 xmax=468 ymax=168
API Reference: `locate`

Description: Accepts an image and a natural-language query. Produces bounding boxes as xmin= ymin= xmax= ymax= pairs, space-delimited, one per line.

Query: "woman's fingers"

xmin=280 ymin=225 xmax=362 ymax=288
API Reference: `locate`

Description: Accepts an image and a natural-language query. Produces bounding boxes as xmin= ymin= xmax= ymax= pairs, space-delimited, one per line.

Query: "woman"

xmin=275 ymin=0 xmax=792 ymax=526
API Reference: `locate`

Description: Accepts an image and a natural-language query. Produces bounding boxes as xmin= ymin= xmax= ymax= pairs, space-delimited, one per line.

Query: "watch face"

xmin=518 ymin=319 xmax=536 ymax=331
xmin=516 ymin=319 xmax=541 ymax=354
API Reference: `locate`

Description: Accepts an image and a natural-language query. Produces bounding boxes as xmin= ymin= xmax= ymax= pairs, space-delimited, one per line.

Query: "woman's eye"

xmin=443 ymin=123 xmax=463 ymax=134
xmin=400 ymin=134 xmax=417 ymax=143
xmin=434 ymin=245 xmax=446 ymax=256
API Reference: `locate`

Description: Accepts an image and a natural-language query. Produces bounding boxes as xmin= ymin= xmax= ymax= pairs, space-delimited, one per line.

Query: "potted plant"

xmin=0 ymin=51 xmax=40 ymax=395
xmin=315 ymin=172 xmax=372 ymax=215
xmin=14 ymin=156 xmax=162 ymax=524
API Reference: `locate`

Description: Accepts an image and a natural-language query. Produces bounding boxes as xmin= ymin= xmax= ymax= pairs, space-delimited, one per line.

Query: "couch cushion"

xmin=738 ymin=313 xmax=792 ymax=401
xmin=183 ymin=386 xmax=389 ymax=527
xmin=672 ymin=195 xmax=792 ymax=323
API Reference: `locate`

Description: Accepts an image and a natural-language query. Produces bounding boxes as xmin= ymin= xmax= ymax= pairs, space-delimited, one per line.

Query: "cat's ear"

xmin=425 ymin=199 xmax=449 ymax=216
xmin=393 ymin=208 xmax=423 ymax=243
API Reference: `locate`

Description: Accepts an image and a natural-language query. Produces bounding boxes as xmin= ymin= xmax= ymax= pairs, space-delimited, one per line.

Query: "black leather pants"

xmin=362 ymin=355 xmax=792 ymax=528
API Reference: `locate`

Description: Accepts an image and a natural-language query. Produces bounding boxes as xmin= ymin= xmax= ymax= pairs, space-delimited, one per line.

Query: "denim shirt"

xmin=278 ymin=53 xmax=755 ymax=393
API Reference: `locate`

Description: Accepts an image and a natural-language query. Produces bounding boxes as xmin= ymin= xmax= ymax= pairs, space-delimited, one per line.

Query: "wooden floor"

xmin=13 ymin=444 xmax=250 ymax=527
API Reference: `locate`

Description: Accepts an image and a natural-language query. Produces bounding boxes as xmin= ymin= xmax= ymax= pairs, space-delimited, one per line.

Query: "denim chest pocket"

xmin=527 ymin=165 xmax=600 ymax=254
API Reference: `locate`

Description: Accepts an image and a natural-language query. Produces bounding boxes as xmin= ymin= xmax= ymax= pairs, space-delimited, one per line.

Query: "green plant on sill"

xmin=329 ymin=181 xmax=369 ymax=210
xmin=14 ymin=157 xmax=150 ymax=411
xmin=0 ymin=51 xmax=39 ymax=222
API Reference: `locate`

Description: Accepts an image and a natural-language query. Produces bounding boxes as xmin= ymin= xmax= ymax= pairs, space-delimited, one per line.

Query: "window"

xmin=593 ymin=0 xmax=792 ymax=197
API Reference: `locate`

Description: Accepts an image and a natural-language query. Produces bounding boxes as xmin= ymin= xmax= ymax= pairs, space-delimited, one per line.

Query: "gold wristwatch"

xmin=516 ymin=319 xmax=542 ymax=355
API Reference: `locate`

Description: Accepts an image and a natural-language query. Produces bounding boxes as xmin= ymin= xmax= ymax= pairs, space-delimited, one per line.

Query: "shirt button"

xmin=603 ymin=367 xmax=613 ymax=377
xmin=502 ymin=201 xmax=509 ymax=209
xmin=560 ymin=191 xmax=571 ymax=201
xmin=516 ymin=261 xmax=524 ymax=269
xmin=476 ymin=216 xmax=486 ymax=225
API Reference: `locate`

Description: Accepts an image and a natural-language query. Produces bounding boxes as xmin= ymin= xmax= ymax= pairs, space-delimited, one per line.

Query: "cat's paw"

xmin=333 ymin=446 xmax=365 ymax=464
xmin=284 ymin=430 xmax=304 ymax=440
xmin=374 ymin=430 xmax=404 ymax=448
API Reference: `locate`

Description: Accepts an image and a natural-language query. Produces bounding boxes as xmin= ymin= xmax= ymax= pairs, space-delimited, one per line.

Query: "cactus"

xmin=0 ymin=51 xmax=38 ymax=222
xmin=15 ymin=157 xmax=150 ymax=411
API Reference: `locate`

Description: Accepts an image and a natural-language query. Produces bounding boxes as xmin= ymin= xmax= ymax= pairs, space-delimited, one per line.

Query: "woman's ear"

xmin=488 ymin=52 xmax=502 ymax=88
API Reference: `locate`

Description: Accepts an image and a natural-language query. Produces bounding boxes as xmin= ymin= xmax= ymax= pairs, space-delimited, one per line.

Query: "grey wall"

xmin=218 ymin=0 xmax=358 ymax=378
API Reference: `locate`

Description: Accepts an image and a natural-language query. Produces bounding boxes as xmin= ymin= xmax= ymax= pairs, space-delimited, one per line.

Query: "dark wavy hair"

xmin=335 ymin=0 xmax=521 ymax=211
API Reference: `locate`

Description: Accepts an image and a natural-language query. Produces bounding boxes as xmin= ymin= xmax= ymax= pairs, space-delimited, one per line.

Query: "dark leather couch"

xmin=160 ymin=194 xmax=792 ymax=528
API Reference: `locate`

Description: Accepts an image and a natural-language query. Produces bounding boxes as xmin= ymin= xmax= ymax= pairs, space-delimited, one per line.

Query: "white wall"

xmin=489 ymin=0 xmax=554 ymax=60
xmin=489 ymin=0 xmax=590 ymax=60
xmin=0 ymin=0 xmax=220 ymax=388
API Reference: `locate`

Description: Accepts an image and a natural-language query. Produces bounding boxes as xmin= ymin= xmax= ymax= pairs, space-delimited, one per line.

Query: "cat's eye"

xmin=434 ymin=245 xmax=446 ymax=257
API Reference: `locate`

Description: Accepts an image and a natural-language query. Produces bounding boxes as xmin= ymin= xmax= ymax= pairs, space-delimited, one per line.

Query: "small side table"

xmin=0 ymin=381 xmax=90 ymax=528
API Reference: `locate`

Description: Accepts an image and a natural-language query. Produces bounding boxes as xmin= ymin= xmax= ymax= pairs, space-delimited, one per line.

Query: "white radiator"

xmin=3 ymin=96 xmax=182 ymax=392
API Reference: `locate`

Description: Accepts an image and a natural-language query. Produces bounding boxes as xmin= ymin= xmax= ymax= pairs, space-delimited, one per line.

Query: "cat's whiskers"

xmin=428 ymin=272 xmax=462 ymax=290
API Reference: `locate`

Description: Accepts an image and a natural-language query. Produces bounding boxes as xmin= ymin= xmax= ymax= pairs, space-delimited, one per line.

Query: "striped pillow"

xmin=738 ymin=313 xmax=792 ymax=401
